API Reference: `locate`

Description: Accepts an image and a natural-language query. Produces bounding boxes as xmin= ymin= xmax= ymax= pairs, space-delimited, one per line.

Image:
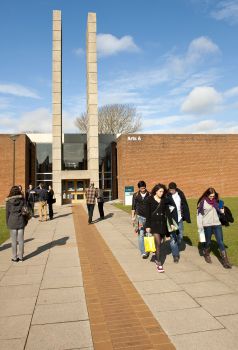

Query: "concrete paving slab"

xmin=0 ymin=264 xmax=11 ymax=272
xmin=156 ymin=307 xmax=223 ymax=335
xmin=217 ymin=314 xmax=238 ymax=335
xmin=0 ymin=338 xmax=25 ymax=350
xmin=143 ymin=291 xmax=199 ymax=312
xmin=166 ymin=269 xmax=214 ymax=284
xmin=44 ymin=266 xmax=82 ymax=277
xmin=0 ymin=297 xmax=36 ymax=317
xmin=196 ymin=293 xmax=238 ymax=316
xmin=171 ymin=329 xmax=238 ymax=350
xmin=37 ymin=286 xmax=85 ymax=305
xmin=122 ymin=267 xmax=168 ymax=282
xmin=0 ymin=273 xmax=43 ymax=286
xmin=181 ymin=280 xmax=235 ymax=298
xmin=0 ymin=284 xmax=39 ymax=299
xmin=134 ymin=279 xmax=182 ymax=295
xmin=40 ymin=275 xmax=83 ymax=289
xmin=25 ymin=321 xmax=93 ymax=350
xmin=0 ymin=315 xmax=31 ymax=339
xmin=32 ymin=301 xmax=88 ymax=325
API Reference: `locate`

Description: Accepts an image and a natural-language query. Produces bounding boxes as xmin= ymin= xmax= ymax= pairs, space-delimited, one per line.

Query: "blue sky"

xmin=0 ymin=0 xmax=238 ymax=134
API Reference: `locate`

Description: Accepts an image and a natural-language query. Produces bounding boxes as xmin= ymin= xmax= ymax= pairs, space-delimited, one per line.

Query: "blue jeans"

xmin=137 ymin=215 xmax=146 ymax=255
xmin=204 ymin=225 xmax=225 ymax=251
xmin=170 ymin=219 xmax=184 ymax=257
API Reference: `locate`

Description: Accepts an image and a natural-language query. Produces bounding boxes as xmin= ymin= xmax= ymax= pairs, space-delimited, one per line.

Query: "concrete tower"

xmin=52 ymin=10 xmax=62 ymax=204
xmin=86 ymin=12 xmax=99 ymax=187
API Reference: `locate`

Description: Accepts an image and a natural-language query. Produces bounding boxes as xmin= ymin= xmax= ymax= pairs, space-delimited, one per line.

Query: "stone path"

xmin=0 ymin=203 xmax=238 ymax=349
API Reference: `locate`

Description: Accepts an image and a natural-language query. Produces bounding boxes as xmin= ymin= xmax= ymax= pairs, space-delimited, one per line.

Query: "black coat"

xmin=6 ymin=195 xmax=26 ymax=230
xmin=132 ymin=190 xmax=150 ymax=217
xmin=47 ymin=189 xmax=54 ymax=204
xmin=145 ymin=196 xmax=173 ymax=236
xmin=166 ymin=188 xmax=191 ymax=223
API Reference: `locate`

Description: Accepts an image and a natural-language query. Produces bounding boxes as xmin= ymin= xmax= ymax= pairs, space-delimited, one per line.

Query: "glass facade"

xmin=35 ymin=134 xmax=117 ymax=202
xmin=36 ymin=143 xmax=52 ymax=188
xmin=63 ymin=134 xmax=87 ymax=170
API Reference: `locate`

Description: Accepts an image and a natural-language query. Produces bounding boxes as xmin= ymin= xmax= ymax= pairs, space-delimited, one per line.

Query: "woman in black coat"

xmin=47 ymin=185 xmax=54 ymax=220
xmin=6 ymin=186 xmax=27 ymax=262
xmin=146 ymin=183 xmax=175 ymax=273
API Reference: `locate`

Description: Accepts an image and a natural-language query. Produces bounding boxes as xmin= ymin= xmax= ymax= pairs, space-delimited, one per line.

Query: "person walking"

xmin=145 ymin=183 xmax=175 ymax=273
xmin=166 ymin=182 xmax=191 ymax=263
xmin=26 ymin=184 xmax=35 ymax=217
xmin=96 ymin=188 xmax=105 ymax=219
xmin=131 ymin=181 xmax=150 ymax=259
xmin=34 ymin=183 xmax=48 ymax=222
xmin=197 ymin=187 xmax=232 ymax=269
xmin=85 ymin=182 xmax=97 ymax=224
xmin=47 ymin=185 xmax=55 ymax=220
xmin=6 ymin=186 xmax=27 ymax=262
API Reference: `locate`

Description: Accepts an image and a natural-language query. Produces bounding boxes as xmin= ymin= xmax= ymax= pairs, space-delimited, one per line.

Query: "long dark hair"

xmin=197 ymin=187 xmax=219 ymax=206
xmin=151 ymin=183 xmax=167 ymax=197
xmin=8 ymin=186 xmax=21 ymax=198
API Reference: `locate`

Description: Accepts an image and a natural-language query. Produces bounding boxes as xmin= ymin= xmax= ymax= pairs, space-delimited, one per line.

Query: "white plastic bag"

xmin=198 ymin=228 xmax=206 ymax=242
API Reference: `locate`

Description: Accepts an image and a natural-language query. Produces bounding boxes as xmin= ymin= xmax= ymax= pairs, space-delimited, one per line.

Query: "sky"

xmin=0 ymin=0 xmax=238 ymax=134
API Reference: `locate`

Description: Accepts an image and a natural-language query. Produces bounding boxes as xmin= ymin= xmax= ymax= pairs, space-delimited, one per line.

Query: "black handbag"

xmin=52 ymin=198 xmax=56 ymax=204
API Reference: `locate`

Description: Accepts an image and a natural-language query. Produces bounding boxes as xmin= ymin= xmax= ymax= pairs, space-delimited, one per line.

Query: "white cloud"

xmin=97 ymin=33 xmax=140 ymax=57
xmin=211 ymin=0 xmax=238 ymax=24
xmin=73 ymin=48 xmax=85 ymax=57
xmin=186 ymin=36 xmax=220 ymax=63
xmin=142 ymin=115 xmax=194 ymax=128
xmin=19 ymin=108 xmax=51 ymax=132
xmin=224 ymin=86 xmax=238 ymax=98
xmin=0 ymin=97 xmax=10 ymax=109
xmin=0 ymin=83 xmax=40 ymax=99
xmin=181 ymin=86 xmax=223 ymax=114
xmin=143 ymin=119 xmax=238 ymax=134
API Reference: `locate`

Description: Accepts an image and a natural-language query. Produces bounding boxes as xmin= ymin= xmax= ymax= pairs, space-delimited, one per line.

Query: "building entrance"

xmin=62 ymin=179 xmax=89 ymax=204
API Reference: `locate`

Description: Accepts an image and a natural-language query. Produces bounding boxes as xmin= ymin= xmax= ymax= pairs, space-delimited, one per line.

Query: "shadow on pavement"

xmin=23 ymin=236 xmax=69 ymax=260
xmin=0 ymin=238 xmax=34 ymax=252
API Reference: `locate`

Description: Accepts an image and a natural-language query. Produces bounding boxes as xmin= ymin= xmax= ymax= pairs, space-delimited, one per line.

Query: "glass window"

xmin=67 ymin=181 xmax=74 ymax=191
xmin=77 ymin=194 xmax=84 ymax=200
xmin=36 ymin=143 xmax=52 ymax=173
xmin=77 ymin=181 xmax=84 ymax=191
xmin=63 ymin=134 xmax=87 ymax=170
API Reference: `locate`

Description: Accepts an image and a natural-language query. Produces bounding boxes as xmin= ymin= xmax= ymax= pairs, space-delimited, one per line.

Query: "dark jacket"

xmin=132 ymin=191 xmax=150 ymax=217
xmin=6 ymin=195 xmax=26 ymax=230
xmin=26 ymin=189 xmax=35 ymax=203
xmin=145 ymin=196 xmax=173 ymax=236
xmin=34 ymin=187 xmax=48 ymax=202
xmin=47 ymin=189 xmax=54 ymax=204
xmin=166 ymin=188 xmax=191 ymax=223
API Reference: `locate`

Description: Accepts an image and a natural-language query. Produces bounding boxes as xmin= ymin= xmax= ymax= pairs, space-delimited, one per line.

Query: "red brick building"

xmin=117 ymin=134 xmax=238 ymax=200
xmin=0 ymin=134 xmax=35 ymax=204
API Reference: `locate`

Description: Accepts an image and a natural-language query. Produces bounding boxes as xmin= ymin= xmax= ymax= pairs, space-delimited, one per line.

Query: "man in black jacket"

xmin=167 ymin=182 xmax=191 ymax=263
xmin=131 ymin=181 xmax=150 ymax=259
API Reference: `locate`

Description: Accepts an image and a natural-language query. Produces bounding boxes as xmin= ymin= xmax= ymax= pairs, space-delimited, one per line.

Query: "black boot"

xmin=221 ymin=250 xmax=232 ymax=269
xmin=204 ymin=248 xmax=212 ymax=263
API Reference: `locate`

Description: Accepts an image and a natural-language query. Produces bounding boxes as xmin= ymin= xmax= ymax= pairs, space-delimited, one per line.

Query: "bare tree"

xmin=75 ymin=104 xmax=142 ymax=134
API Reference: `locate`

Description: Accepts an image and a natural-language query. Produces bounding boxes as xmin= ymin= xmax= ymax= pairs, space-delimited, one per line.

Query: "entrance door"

xmin=62 ymin=180 xmax=89 ymax=204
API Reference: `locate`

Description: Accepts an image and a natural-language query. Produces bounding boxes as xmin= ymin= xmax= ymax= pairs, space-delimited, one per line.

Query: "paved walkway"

xmin=0 ymin=203 xmax=238 ymax=349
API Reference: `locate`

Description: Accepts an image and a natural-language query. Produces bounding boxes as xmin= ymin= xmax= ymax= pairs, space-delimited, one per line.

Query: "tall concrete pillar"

xmin=52 ymin=10 xmax=62 ymax=204
xmin=86 ymin=12 xmax=99 ymax=187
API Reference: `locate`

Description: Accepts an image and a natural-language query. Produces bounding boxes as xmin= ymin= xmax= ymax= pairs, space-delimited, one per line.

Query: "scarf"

xmin=198 ymin=197 xmax=219 ymax=215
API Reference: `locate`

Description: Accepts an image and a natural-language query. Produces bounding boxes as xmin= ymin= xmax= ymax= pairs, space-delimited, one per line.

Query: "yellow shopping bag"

xmin=144 ymin=235 xmax=155 ymax=252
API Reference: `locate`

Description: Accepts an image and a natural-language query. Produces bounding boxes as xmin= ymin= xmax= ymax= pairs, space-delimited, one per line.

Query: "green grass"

xmin=114 ymin=197 xmax=238 ymax=266
xmin=0 ymin=208 xmax=10 ymax=245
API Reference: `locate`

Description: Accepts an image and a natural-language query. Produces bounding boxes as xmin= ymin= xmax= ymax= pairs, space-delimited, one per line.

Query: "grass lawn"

xmin=114 ymin=197 xmax=238 ymax=266
xmin=0 ymin=208 xmax=9 ymax=245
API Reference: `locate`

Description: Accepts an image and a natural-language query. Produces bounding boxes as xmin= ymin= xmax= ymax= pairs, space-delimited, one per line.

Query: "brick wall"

xmin=117 ymin=134 xmax=238 ymax=201
xmin=0 ymin=134 xmax=35 ymax=205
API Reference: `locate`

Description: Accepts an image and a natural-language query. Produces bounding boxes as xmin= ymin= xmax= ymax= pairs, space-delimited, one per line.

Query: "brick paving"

xmin=73 ymin=205 xmax=175 ymax=350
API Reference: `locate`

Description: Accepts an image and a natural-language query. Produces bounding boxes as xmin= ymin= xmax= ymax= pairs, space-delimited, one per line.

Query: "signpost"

xmin=124 ymin=186 xmax=134 ymax=205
